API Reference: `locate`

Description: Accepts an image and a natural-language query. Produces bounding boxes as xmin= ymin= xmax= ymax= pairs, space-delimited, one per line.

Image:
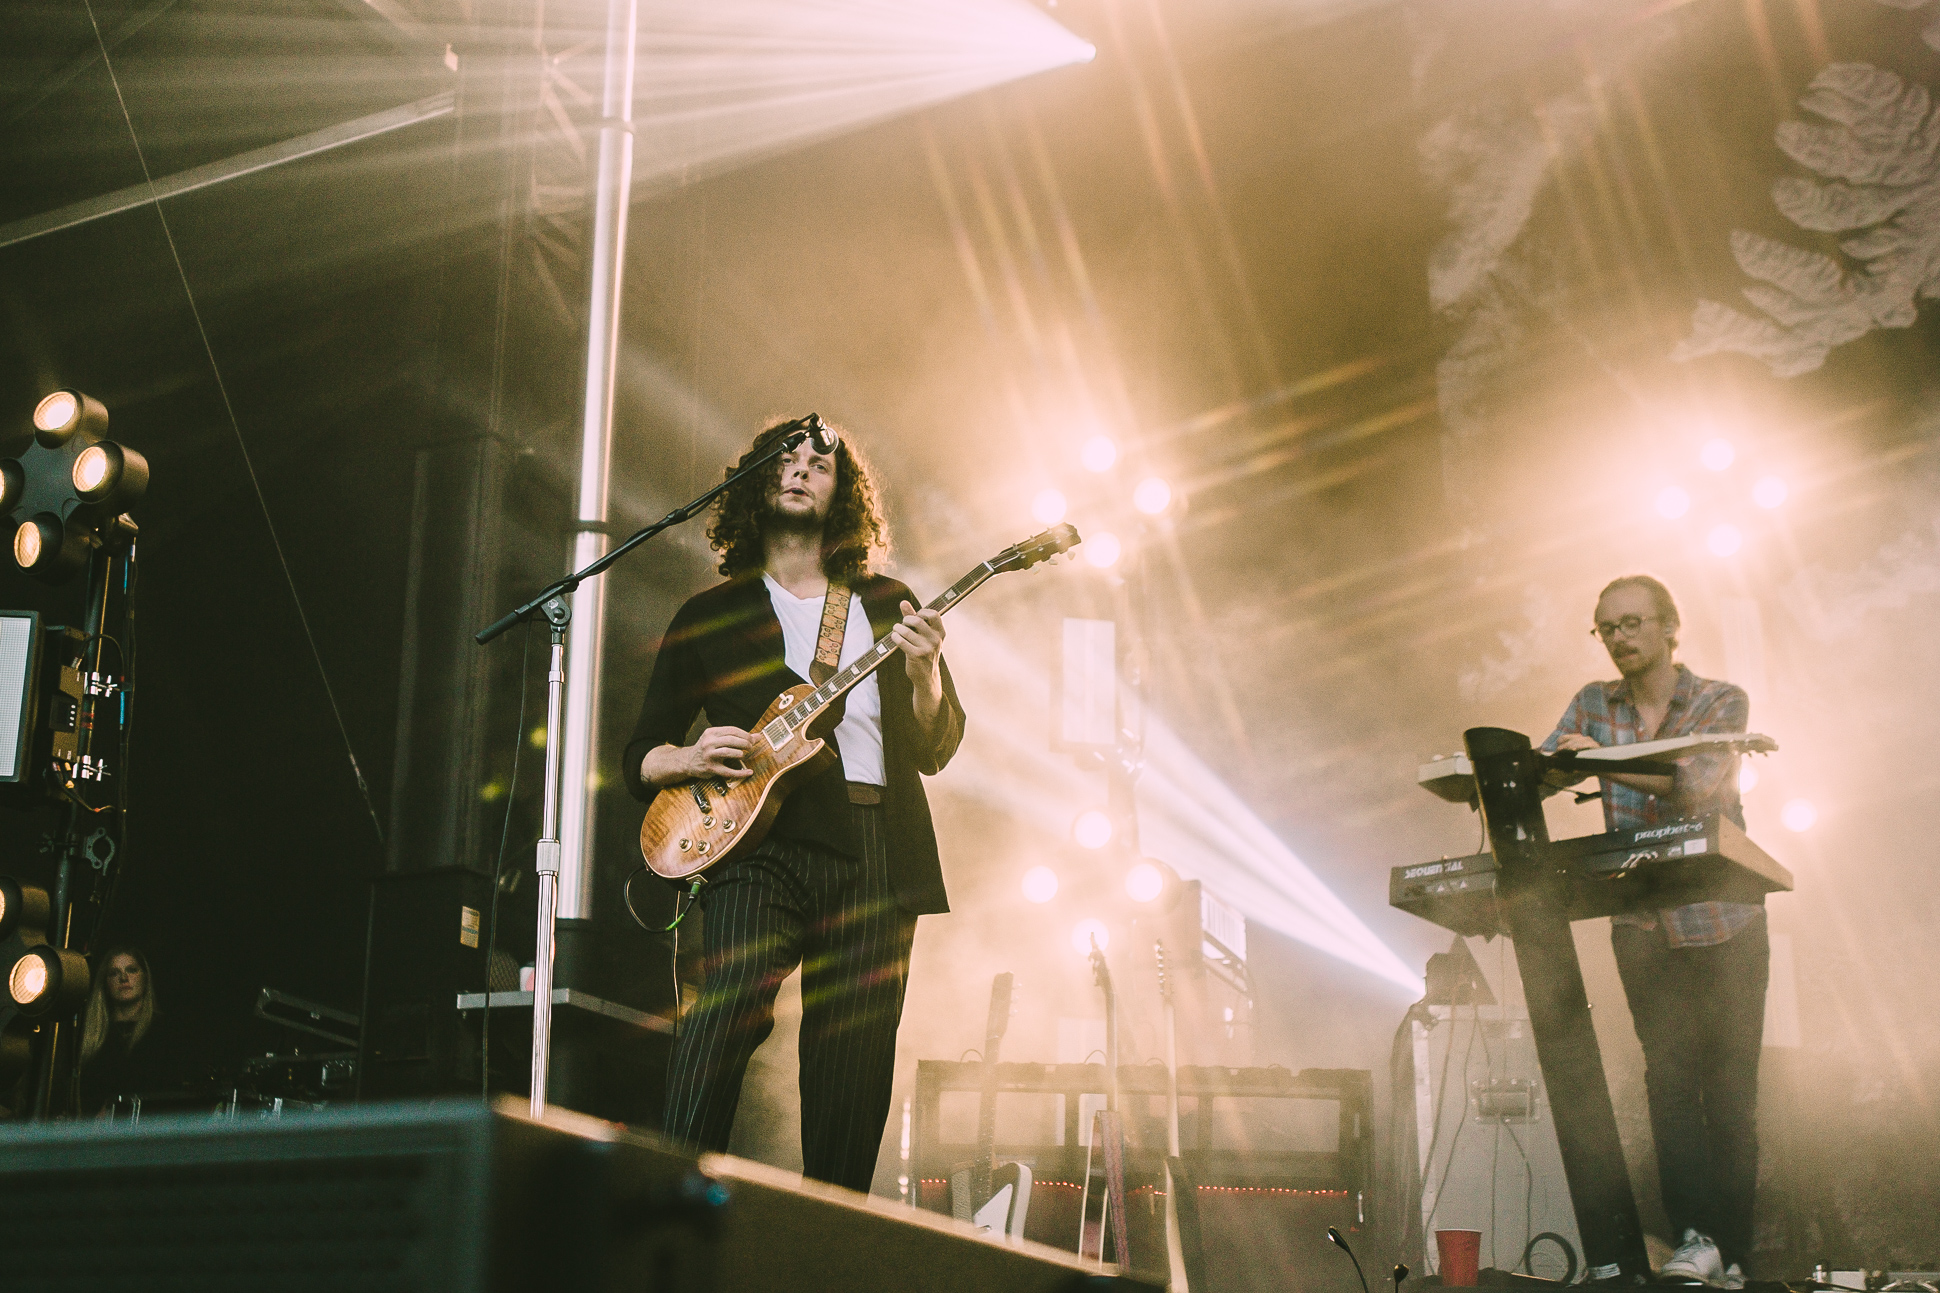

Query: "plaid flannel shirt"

xmin=1541 ymin=664 xmax=1757 ymax=948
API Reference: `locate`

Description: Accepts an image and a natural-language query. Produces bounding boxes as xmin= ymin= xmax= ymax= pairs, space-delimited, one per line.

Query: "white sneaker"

xmin=1659 ymin=1231 xmax=1725 ymax=1286
xmin=1722 ymin=1265 xmax=1746 ymax=1291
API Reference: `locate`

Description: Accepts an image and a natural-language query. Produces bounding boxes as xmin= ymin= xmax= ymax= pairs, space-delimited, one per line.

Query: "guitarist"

xmin=622 ymin=417 xmax=966 ymax=1193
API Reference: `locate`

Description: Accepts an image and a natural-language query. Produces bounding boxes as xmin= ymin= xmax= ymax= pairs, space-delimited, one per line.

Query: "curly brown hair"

xmin=708 ymin=417 xmax=889 ymax=581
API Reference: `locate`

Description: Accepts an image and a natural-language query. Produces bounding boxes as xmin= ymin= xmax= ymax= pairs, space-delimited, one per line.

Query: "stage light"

xmin=1132 ymin=477 xmax=1171 ymax=515
xmin=1073 ymin=808 xmax=1113 ymax=849
xmin=13 ymin=521 xmax=39 ymax=569
xmin=1700 ymin=438 xmax=1735 ymax=471
xmin=1031 ymin=488 xmax=1068 ymax=526
xmin=0 ymin=877 xmax=50 ymax=941
xmin=1707 ymin=523 xmax=1742 ymax=557
xmin=1753 ymin=476 xmax=1788 ymax=509
xmin=1781 ymin=798 xmax=1817 ymax=832
xmin=1125 ymin=861 xmax=1164 ymax=903
xmin=1655 ymin=485 xmax=1690 ymax=519
xmin=71 ymin=442 xmax=149 ymax=513
xmin=13 ymin=515 xmax=89 ymax=583
xmin=33 ymin=392 xmax=75 ymax=433
xmin=31 ymin=390 xmax=107 ymax=447
xmin=0 ymin=461 xmax=21 ymax=513
xmin=1083 ymin=531 xmax=1121 ymax=569
xmin=1021 ymin=865 xmax=1059 ymax=903
xmin=8 ymin=945 xmax=88 ymax=1016
xmin=1081 ymin=435 xmax=1117 ymax=473
xmin=1070 ymin=918 xmax=1110 ymax=955
xmin=1738 ymin=764 xmax=1759 ymax=794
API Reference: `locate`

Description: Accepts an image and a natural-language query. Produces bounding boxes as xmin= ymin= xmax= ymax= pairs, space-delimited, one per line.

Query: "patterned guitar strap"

xmin=811 ymin=580 xmax=849 ymax=685
xmin=812 ymin=581 xmax=878 ymax=804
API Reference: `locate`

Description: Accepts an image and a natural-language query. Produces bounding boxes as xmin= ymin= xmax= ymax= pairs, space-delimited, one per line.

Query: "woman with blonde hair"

xmin=77 ymin=946 xmax=174 ymax=1114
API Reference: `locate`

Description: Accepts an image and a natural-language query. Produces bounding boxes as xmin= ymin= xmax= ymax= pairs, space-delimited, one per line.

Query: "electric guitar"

xmin=639 ymin=524 xmax=1082 ymax=881
xmin=953 ymin=972 xmax=1032 ymax=1240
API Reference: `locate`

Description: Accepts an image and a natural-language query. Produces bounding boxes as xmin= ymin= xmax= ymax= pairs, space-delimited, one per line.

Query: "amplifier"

xmin=356 ymin=867 xmax=493 ymax=1098
xmin=912 ymin=1060 xmax=1372 ymax=1292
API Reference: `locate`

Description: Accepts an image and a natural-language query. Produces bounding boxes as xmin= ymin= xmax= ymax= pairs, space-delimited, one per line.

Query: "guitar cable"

xmin=624 ymin=867 xmax=707 ymax=1038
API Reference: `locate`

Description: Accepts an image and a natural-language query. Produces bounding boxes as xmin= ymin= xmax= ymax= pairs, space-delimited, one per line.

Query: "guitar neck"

xmin=766 ymin=563 xmax=996 ymax=742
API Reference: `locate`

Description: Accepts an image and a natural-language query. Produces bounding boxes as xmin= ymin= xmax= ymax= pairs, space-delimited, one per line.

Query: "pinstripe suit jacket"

xmin=622 ymin=572 xmax=966 ymax=915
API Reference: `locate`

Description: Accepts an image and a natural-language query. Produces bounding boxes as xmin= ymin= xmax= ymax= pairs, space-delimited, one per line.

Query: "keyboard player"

xmin=1543 ymin=574 xmax=1764 ymax=1290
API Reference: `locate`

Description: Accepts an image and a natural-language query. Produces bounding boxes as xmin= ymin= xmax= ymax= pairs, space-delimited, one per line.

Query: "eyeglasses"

xmin=1591 ymin=614 xmax=1658 ymax=641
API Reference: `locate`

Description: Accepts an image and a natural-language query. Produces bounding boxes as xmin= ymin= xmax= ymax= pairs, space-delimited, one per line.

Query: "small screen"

xmin=0 ymin=612 xmax=36 ymax=781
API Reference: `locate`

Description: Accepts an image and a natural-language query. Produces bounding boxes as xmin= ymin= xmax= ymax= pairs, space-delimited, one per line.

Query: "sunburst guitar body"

xmin=640 ymin=523 xmax=1081 ymax=882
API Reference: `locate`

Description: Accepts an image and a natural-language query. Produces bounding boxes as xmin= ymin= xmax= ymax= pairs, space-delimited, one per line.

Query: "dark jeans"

xmin=661 ymin=802 xmax=917 ymax=1193
xmin=1611 ymin=911 xmax=1769 ymax=1267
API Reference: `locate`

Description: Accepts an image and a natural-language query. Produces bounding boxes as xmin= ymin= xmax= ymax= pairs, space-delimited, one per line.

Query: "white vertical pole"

xmin=557 ymin=0 xmax=638 ymax=925
xmin=531 ymin=0 xmax=637 ymax=1114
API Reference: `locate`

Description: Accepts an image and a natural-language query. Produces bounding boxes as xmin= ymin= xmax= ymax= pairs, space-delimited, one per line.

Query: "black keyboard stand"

xmin=1465 ymin=726 xmax=1651 ymax=1285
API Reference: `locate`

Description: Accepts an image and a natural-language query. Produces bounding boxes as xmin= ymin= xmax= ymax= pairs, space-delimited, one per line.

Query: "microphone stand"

xmin=475 ymin=414 xmax=825 ymax=1117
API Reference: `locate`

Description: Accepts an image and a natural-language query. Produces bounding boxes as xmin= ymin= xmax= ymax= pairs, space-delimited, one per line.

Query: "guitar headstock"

xmin=984 ymin=972 xmax=1015 ymax=1051
xmin=989 ymin=523 xmax=1081 ymax=574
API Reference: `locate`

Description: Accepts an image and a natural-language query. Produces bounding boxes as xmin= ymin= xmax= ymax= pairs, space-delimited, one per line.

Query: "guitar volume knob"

xmin=722 ymin=820 xmax=735 ymax=832
xmin=678 ymin=839 xmax=691 ymax=851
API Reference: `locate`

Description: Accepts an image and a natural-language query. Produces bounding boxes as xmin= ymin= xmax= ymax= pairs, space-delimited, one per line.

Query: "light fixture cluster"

xmin=0 ymin=875 xmax=88 ymax=1019
xmin=1650 ymin=433 xmax=1789 ymax=561
xmin=1018 ymin=851 xmax=1187 ymax=960
xmin=1028 ymin=428 xmax=1178 ymax=571
xmin=2 ymin=391 xmax=147 ymax=583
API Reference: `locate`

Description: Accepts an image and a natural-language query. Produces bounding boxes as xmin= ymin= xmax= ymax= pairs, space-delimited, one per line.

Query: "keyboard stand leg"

xmin=1465 ymin=726 xmax=1652 ymax=1284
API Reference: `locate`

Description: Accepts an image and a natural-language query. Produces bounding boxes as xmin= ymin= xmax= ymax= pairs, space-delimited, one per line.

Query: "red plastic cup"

xmin=1436 ymin=1229 xmax=1482 ymax=1287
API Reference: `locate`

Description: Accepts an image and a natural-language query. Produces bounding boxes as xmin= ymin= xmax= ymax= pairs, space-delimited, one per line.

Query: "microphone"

xmin=1327 ymin=1227 xmax=1371 ymax=1293
xmin=1394 ymin=1263 xmax=1411 ymax=1292
xmin=782 ymin=414 xmax=841 ymax=456
xmin=806 ymin=414 xmax=839 ymax=455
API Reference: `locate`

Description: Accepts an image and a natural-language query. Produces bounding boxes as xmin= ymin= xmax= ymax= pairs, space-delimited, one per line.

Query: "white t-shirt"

xmin=761 ymin=575 xmax=885 ymax=786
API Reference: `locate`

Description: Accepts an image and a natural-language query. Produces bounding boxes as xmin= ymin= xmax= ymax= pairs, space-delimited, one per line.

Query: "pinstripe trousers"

xmin=661 ymin=801 xmax=918 ymax=1193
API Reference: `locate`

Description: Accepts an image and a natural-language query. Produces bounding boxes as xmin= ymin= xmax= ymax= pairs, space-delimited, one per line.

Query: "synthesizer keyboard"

xmin=1390 ymin=814 xmax=1794 ymax=937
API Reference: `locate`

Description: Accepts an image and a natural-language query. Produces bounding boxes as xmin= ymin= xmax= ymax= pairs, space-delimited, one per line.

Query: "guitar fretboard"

xmin=760 ymin=563 xmax=993 ymax=750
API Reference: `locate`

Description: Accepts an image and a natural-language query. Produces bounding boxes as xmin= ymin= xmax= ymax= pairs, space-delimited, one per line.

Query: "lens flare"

xmin=1021 ymin=865 xmax=1059 ymax=903
xmin=1700 ymin=438 xmax=1735 ymax=471
xmin=1083 ymin=531 xmax=1121 ymax=568
xmin=1132 ymin=477 xmax=1171 ymax=515
xmin=1781 ymin=798 xmax=1817 ymax=832
xmin=1125 ymin=861 xmax=1164 ymax=903
xmin=1070 ymin=918 xmax=1110 ymax=956
xmin=1655 ymin=486 xmax=1690 ymax=519
xmin=1753 ymin=476 xmax=1788 ymax=509
xmin=1081 ymin=435 xmax=1117 ymax=473
xmin=1707 ymin=523 xmax=1742 ymax=557
xmin=1031 ymin=488 xmax=1068 ymax=525
xmin=1739 ymin=763 xmax=1759 ymax=794
xmin=1073 ymin=809 xmax=1113 ymax=849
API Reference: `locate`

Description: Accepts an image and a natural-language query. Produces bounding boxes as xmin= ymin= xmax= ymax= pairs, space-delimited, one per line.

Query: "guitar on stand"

xmin=1156 ymin=939 xmax=1207 ymax=1293
xmin=953 ymin=972 xmax=1032 ymax=1240
xmin=1079 ymin=937 xmax=1130 ymax=1268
